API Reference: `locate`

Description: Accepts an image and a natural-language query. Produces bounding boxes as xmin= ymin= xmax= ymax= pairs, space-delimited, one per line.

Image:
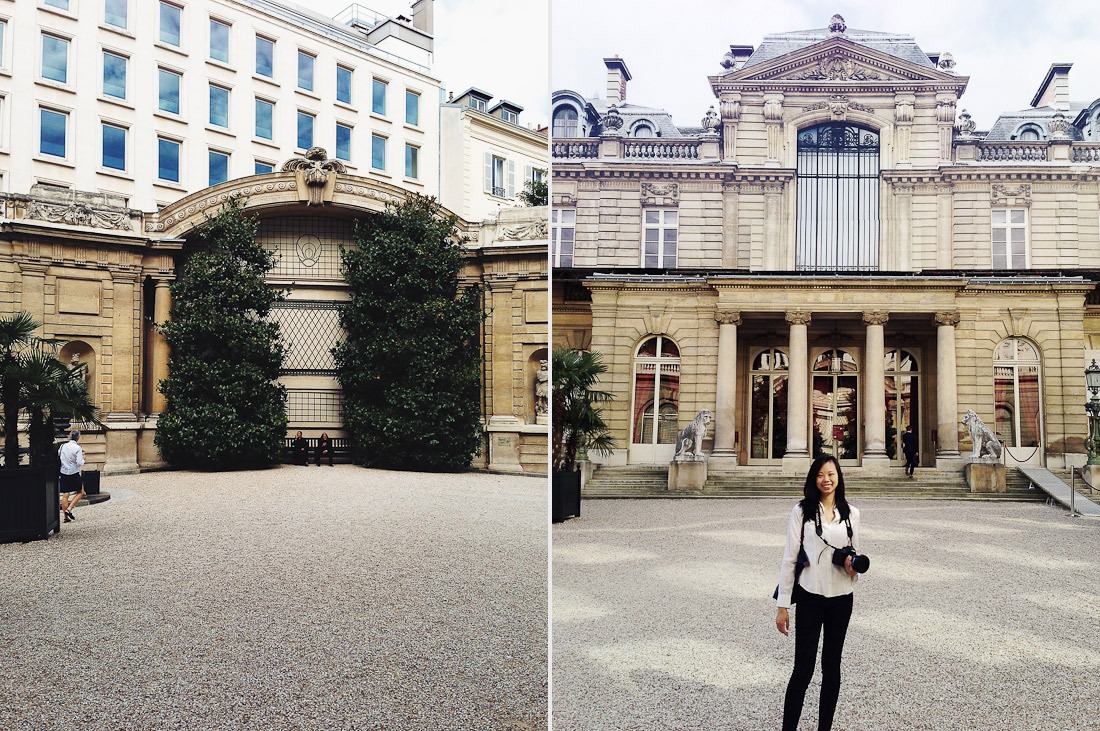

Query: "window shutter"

xmin=524 ymin=164 xmax=532 ymax=183
xmin=484 ymin=152 xmax=492 ymax=193
xmin=506 ymin=159 xmax=515 ymax=198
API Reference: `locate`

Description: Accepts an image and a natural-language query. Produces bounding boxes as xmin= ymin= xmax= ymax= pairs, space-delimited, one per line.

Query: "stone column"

xmin=935 ymin=311 xmax=962 ymax=459
xmin=863 ymin=311 xmax=890 ymax=468
xmin=711 ymin=310 xmax=741 ymax=469
xmin=784 ymin=310 xmax=811 ymax=470
xmin=150 ymin=278 xmax=173 ymax=414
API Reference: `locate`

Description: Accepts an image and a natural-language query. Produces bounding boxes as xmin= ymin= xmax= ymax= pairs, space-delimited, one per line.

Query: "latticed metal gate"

xmin=270 ymin=301 xmax=344 ymax=424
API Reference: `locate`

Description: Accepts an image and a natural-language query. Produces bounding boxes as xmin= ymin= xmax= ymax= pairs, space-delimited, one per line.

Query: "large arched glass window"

xmin=796 ymin=123 xmax=880 ymax=271
xmin=553 ymin=106 xmax=579 ymax=137
xmin=994 ymin=339 xmax=1041 ymax=448
xmin=884 ymin=349 xmax=919 ymax=460
xmin=812 ymin=349 xmax=859 ymax=460
xmin=632 ymin=336 xmax=680 ymax=446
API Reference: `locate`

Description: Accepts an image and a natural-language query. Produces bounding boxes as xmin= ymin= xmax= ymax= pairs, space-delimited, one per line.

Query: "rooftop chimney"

xmin=604 ymin=56 xmax=632 ymax=103
xmin=411 ymin=0 xmax=433 ymax=35
xmin=1031 ymin=63 xmax=1072 ymax=112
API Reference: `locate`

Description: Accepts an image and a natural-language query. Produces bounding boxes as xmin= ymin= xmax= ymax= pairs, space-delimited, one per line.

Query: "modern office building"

xmin=0 ymin=0 xmax=548 ymax=475
xmin=552 ymin=15 xmax=1100 ymax=480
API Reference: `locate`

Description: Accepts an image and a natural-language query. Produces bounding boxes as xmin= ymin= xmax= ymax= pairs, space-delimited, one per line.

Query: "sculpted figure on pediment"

xmin=789 ymin=55 xmax=886 ymax=82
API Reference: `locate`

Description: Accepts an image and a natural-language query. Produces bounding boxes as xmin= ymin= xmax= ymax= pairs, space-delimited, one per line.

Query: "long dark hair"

xmin=799 ymin=454 xmax=850 ymax=524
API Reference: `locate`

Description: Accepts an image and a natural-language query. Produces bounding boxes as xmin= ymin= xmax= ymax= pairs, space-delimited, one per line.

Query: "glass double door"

xmin=811 ymin=373 xmax=859 ymax=461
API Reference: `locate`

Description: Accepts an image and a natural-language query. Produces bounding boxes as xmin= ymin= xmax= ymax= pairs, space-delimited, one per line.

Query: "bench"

xmin=283 ymin=437 xmax=354 ymax=465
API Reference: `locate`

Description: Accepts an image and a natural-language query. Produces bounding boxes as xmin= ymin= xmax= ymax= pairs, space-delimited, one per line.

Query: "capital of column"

xmin=862 ymin=311 xmax=889 ymax=326
xmin=785 ymin=310 xmax=812 ymax=326
xmin=935 ymin=311 xmax=960 ymax=327
xmin=715 ymin=310 xmax=742 ymax=326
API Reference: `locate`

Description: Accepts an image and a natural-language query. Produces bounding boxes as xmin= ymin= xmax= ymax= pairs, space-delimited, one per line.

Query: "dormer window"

xmin=633 ymin=123 xmax=655 ymax=138
xmin=553 ymin=106 xmax=579 ymax=137
xmin=1013 ymin=124 xmax=1044 ymax=141
xmin=1019 ymin=129 xmax=1040 ymax=141
xmin=502 ymin=108 xmax=519 ymax=124
xmin=470 ymin=96 xmax=488 ymax=112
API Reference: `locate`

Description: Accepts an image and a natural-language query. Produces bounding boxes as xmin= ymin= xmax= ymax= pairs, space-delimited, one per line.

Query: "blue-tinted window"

xmin=160 ymin=2 xmax=181 ymax=46
xmin=210 ymin=19 xmax=230 ymax=63
xmin=297 ymin=51 xmax=314 ymax=91
xmin=158 ymin=138 xmax=180 ymax=182
xmin=255 ymin=161 xmax=273 ymax=175
xmin=255 ymin=98 xmax=273 ymax=140
xmin=405 ymin=144 xmax=418 ymax=179
xmin=209 ymin=150 xmax=229 ymax=186
xmin=102 ymin=123 xmax=126 ymax=170
xmin=45 ymin=0 xmax=69 ymax=9
xmin=0 ymin=22 xmax=6 ymax=65
xmin=103 ymin=52 xmax=127 ymax=99
xmin=158 ymin=69 xmax=181 ymax=114
xmin=40 ymin=109 xmax=66 ymax=157
xmin=371 ymin=134 xmax=385 ymax=170
xmin=297 ymin=111 xmax=314 ymax=149
xmin=372 ymin=79 xmax=386 ymax=115
xmin=255 ymin=36 xmax=273 ymax=77
xmin=336 ymin=123 xmax=351 ymax=162
xmin=42 ymin=34 xmax=69 ymax=83
xmin=406 ymin=91 xmax=419 ymax=126
xmin=336 ymin=66 xmax=352 ymax=104
xmin=209 ymin=84 xmax=229 ymax=127
xmin=105 ymin=0 xmax=128 ymax=29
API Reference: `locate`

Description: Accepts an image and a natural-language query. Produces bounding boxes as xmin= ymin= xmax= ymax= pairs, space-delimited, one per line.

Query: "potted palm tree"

xmin=0 ymin=312 xmax=101 ymax=542
xmin=552 ymin=347 xmax=615 ymax=523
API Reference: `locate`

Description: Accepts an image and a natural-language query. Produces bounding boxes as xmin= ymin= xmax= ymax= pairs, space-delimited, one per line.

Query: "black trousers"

xmin=782 ymin=591 xmax=854 ymax=731
xmin=904 ymin=451 xmax=918 ymax=475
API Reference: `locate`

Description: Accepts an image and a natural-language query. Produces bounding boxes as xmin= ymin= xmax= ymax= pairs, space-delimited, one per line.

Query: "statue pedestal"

xmin=964 ymin=462 xmax=1006 ymax=492
xmin=668 ymin=459 xmax=707 ymax=491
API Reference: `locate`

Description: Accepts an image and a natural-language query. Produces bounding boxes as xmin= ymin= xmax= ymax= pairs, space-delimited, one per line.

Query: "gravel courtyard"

xmin=553 ymin=498 xmax=1100 ymax=731
xmin=0 ymin=466 xmax=547 ymax=731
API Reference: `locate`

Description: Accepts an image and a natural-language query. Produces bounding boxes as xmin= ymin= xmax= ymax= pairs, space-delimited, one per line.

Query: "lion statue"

xmin=674 ymin=410 xmax=712 ymax=460
xmin=962 ymin=410 xmax=1002 ymax=461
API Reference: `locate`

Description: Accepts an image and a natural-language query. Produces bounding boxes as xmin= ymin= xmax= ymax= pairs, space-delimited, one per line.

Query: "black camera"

xmin=832 ymin=546 xmax=870 ymax=574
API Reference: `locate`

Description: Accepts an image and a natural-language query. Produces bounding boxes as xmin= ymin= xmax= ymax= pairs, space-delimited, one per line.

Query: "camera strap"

xmin=813 ymin=507 xmax=854 ymax=551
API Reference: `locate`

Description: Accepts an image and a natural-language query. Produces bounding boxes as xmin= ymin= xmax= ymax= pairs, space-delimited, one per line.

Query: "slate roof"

xmin=588 ymin=98 xmax=693 ymax=138
xmin=742 ymin=26 xmax=937 ymax=70
xmin=984 ymin=103 xmax=1088 ymax=141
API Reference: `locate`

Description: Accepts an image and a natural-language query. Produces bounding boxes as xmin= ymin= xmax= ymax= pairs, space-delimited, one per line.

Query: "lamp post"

xmin=1086 ymin=360 xmax=1100 ymax=465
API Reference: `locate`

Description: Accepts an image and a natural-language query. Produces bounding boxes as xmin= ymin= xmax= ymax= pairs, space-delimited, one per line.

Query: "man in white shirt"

xmin=58 ymin=430 xmax=85 ymax=523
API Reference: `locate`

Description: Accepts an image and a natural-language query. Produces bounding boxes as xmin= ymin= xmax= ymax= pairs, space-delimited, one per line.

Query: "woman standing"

xmin=775 ymin=454 xmax=861 ymax=731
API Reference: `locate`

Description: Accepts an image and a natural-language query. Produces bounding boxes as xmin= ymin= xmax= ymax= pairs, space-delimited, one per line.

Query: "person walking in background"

xmin=292 ymin=431 xmax=308 ymax=466
xmin=901 ymin=424 xmax=918 ymax=478
xmin=775 ymin=454 xmax=862 ymax=731
xmin=315 ymin=432 xmax=333 ymax=466
xmin=58 ymin=430 xmax=85 ymax=523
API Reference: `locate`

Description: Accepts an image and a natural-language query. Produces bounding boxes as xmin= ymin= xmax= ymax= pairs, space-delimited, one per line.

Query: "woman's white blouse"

xmin=776 ymin=502 xmax=861 ymax=608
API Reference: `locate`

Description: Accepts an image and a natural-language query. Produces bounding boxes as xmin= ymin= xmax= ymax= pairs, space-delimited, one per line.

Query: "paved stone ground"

xmin=553 ymin=499 xmax=1100 ymax=731
xmin=0 ymin=465 xmax=547 ymax=731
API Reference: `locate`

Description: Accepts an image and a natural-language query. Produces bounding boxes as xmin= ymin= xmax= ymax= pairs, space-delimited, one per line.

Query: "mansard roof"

xmin=587 ymin=98 xmax=692 ymax=138
xmin=742 ymin=25 xmax=937 ymax=70
xmin=984 ymin=104 xmax=1089 ymax=141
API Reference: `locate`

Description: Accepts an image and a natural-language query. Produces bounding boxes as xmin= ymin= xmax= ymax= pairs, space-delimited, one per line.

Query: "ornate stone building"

xmin=552 ymin=17 xmax=1100 ymax=477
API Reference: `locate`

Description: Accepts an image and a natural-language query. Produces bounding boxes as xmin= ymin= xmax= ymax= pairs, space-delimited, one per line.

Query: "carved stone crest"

xmin=991 ymin=183 xmax=1032 ymax=208
xmin=791 ymin=55 xmax=884 ymax=81
xmin=829 ymin=14 xmax=847 ymax=34
xmin=804 ymin=95 xmax=874 ymax=118
xmin=1048 ymin=112 xmax=1072 ymax=139
xmin=640 ymin=182 xmax=679 ymax=207
xmin=282 ymin=147 xmax=346 ymax=205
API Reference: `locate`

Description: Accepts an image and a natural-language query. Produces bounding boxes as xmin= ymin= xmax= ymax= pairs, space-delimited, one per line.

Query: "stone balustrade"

xmin=975 ymin=143 xmax=1048 ymax=163
xmin=552 ymin=137 xmax=704 ymax=160
xmin=1072 ymin=145 xmax=1100 ymax=163
xmin=622 ymin=140 xmax=701 ymax=160
xmin=551 ymin=140 xmax=600 ymax=159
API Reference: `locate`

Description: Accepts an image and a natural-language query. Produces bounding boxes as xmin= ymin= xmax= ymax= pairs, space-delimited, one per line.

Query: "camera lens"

xmin=852 ymin=554 xmax=870 ymax=573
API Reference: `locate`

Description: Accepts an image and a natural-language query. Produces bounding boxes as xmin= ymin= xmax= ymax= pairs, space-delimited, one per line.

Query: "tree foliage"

xmin=334 ymin=194 xmax=485 ymax=471
xmin=518 ymin=178 xmax=548 ymax=207
xmin=155 ymin=196 xmax=287 ymax=470
xmin=551 ymin=348 xmax=616 ymax=473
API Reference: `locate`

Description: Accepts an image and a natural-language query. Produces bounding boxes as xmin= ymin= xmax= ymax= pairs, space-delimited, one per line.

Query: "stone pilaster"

xmin=935 ymin=311 xmax=962 ymax=460
xmin=108 ymin=269 xmax=139 ymax=420
xmin=150 ymin=278 xmax=173 ymax=414
xmin=720 ymin=93 xmax=741 ymax=162
xmin=763 ymin=183 xmax=783 ymax=270
xmin=764 ymin=93 xmax=784 ymax=167
xmin=711 ymin=310 xmax=741 ymax=469
xmin=784 ymin=310 xmax=811 ymax=472
xmin=894 ymin=93 xmax=915 ymax=166
xmin=16 ymin=261 xmax=48 ymax=333
xmin=862 ymin=311 xmax=890 ymax=467
xmin=936 ymin=94 xmax=957 ymax=163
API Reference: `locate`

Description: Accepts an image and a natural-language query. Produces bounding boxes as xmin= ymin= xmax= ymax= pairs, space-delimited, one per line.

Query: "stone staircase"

xmin=583 ymin=465 xmax=1051 ymax=501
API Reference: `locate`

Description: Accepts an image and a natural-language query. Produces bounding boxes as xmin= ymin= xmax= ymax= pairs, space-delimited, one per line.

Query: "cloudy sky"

xmin=551 ymin=0 xmax=1100 ymax=132
xmin=304 ymin=0 xmax=550 ymax=126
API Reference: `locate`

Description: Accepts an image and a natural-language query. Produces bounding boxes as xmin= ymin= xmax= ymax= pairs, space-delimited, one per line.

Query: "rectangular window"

xmin=45 ymin=0 xmax=69 ymax=9
xmin=405 ymin=90 xmax=419 ymax=126
xmin=255 ymin=160 xmax=273 ymax=175
xmin=42 ymin=34 xmax=69 ymax=83
xmin=297 ymin=51 xmax=314 ymax=91
xmin=992 ymin=209 xmax=1028 ymax=269
xmin=40 ymin=108 xmax=67 ymax=158
xmin=209 ymin=19 xmax=230 ymax=63
xmin=159 ymin=2 xmax=181 ymax=47
xmin=502 ymin=109 xmax=519 ymax=124
xmin=158 ymin=68 xmax=181 ymax=114
xmin=483 ymin=153 xmax=515 ymax=197
xmin=335 ymin=123 xmax=351 ymax=162
xmin=105 ymin=0 xmax=127 ymax=29
xmin=103 ymin=52 xmax=127 ymax=99
xmin=405 ymin=144 xmax=418 ymax=179
xmin=372 ymin=78 xmax=386 ymax=115
xmin=527 ymin=166 xmax=546 ymax=184
xmin=209 ymin=84 xmax=229 ymax=127
xmin=209 ymin=149 xmax=229 ymax=186
xmin=552 ymin=209 xmax=576 ymax=267
xmin=371 ymin=134 xmax=385 ymax=170
xmin=102 ymin=122 xmax=126 ymax=170
xmin=297 ymin=111 xmax=314 ymax=149
xmin=470 ymin=97 xmax=487 ymax=112
xmin=255 ymin=35 xmax=274 ymax=77
xmin=0 ymin=21 xmax=6 ymax=66
xmin=255 ymin=98 xmax=273 ymax=140
xmin=158 ymin=137 xmax=180 ymax=182
xmin=642 ymin=209 xmax=678 ymax=268
xmin=336 ymin=65 xmax=352 ymax=104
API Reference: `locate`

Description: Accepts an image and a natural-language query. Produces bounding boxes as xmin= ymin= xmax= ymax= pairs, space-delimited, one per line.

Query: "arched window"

xmin=812 ymin=349 xmax=859 ymax=459
xmin=632 ymin=336 xmax=680 ymax=447
xmin=553 ymin=106 xmax=579 ymax=138
xmin=796 ymin=123 xmax=880 ymax=271
xmin=994 ymin=339 xmax=1041 ymax=448
xmin=884 ymin=349 xmax=919 ymax=460
xmin=1016 ymin=126 xmax=1042 ymax=141
xmin=750 ymin=348 xmax=788 ymax=460
xmin=633 ymin=122 xmax=655 ymax=138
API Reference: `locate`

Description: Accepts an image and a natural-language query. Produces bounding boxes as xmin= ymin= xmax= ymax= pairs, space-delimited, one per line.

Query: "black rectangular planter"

xmin=0 ymin=467 xmax=60 ymax=543
xmin=84 ymin=470 xmax=101 ymax=495
xmin=552 ymin=470 xmax=581 ymax=523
